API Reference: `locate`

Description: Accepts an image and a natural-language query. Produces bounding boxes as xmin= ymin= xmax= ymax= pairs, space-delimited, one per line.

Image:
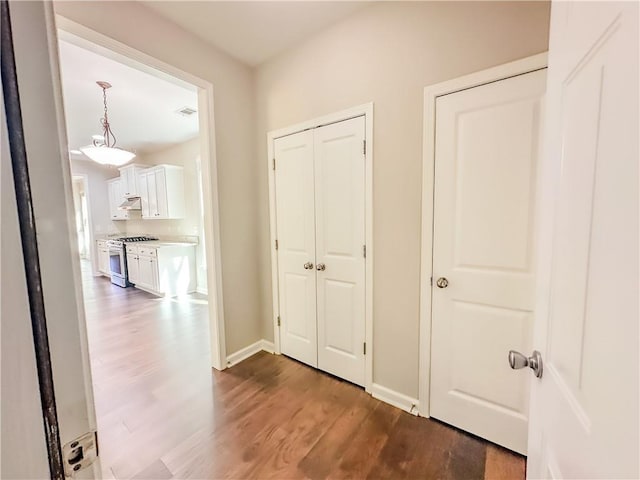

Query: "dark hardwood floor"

xmin=81 ymin=261 xmax=525 ymax=479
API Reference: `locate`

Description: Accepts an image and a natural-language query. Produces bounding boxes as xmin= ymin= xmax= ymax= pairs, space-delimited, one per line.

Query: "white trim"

xmin=261 ymin=340 xmax=275 ymax=354
xmin=55 ymin=15 xmax=227 ymax=371
xmin=371 ymin=383 xmax=419 ymax=416
xmin=226 ymin=339 xmax=275 ymax=366
xmin=266 ymin=103 xmax=374 ymax=393
xmin=418 ymin=53 xmax=548 ymax=417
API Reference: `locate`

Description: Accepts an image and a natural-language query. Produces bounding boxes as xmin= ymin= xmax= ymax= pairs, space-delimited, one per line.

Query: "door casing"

xmin=418 ymin=53 xmax=548 ymax=417
xmin=267 ymin=103 xmax=374 ymax=393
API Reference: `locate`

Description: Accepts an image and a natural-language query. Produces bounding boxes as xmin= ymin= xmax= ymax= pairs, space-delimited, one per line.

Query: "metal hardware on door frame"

xmin=436 ymin=277 xmax=448 ymax=288
xmin=316 ymin=263 xmax=326 ymax=271
xmin=303 ymin=262 xmax=314 ymax=270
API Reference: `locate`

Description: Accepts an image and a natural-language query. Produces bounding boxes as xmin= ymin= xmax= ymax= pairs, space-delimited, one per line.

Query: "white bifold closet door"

xmin=274 ymin=116 xmax=366 ymax=387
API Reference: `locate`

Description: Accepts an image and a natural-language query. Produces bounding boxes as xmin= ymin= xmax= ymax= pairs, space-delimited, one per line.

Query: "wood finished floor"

xmin=81 ymin=261 xmax=525 ymax=479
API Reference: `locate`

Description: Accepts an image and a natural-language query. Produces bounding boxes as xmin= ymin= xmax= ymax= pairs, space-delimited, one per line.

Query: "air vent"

xmin=176 ymin=106 xmax=197 ymax=117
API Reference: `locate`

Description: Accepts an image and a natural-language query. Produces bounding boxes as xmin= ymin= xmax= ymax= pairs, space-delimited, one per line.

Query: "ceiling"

xmin=58 ymin=39 xmax=199 ymax=160
xmin=142 ymin=1 xmax=368 ymax=66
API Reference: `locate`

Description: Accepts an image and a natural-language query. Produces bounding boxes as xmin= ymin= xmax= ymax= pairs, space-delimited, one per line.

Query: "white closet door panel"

xmin=430 ymin=70 xmax=546 ymax=454
xmin=314 ymin=117 xmax=366 ymax=386
xmin=275 ymin=131 xmax=317 ymax=367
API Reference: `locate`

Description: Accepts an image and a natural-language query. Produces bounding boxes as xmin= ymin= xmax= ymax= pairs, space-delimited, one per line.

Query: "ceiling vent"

xmin=176 ymin=106 xmax=197 ymax=117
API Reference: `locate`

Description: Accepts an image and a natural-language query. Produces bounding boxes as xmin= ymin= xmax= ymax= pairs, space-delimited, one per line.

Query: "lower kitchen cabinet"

xmin=97 ymin=240 xmax=110 ymax=276
xmin=126 ymin=243 xmax=195 ymax=296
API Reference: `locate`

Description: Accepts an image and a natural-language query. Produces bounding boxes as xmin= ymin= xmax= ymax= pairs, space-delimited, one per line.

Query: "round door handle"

xmin=303 ymin=262 xmax=314 ymax=270
xmin=316 ymin=263 xmax=326 ymax=271
xmin=436 ymin=277 xmax=449 ymax=288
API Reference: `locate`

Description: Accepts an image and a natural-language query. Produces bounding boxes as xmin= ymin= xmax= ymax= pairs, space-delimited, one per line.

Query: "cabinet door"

xmin=127 ymin=254 xmax=139 ymax=284
xmin=154 ymin=169 xmax=168 ymax=218
xmin=99 ymin=248 xmax=109 ymax=274
xmin=139 ymin=173 xmax=150 ymax=218
xmin=147 ymin=173 xmax=159 ymax=218
xmin=138 ymin=255 xmax=153 ymax=289
xmin=108 ymin=181 xmax=119 ymax=220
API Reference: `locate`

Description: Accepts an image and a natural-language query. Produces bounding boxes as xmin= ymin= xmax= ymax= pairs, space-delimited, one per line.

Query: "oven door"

xmin=109 ymin=247 xmax=126 ymax=286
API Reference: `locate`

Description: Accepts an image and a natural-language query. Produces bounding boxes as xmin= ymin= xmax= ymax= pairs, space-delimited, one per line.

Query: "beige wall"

xmin=255 ymin=1 xmax=550 ymax=398
xmin=55 ymin=1 xmax=261 ymax=354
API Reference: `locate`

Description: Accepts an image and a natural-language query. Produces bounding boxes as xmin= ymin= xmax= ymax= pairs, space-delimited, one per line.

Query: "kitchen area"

xmin=57 ymin=35 xmax=209 ymax=299
xmin=95 ymin=162 xmax=200 ymax=297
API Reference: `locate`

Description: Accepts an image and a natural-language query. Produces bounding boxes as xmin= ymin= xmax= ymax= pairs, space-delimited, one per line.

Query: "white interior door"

xmin=314 ymin=117 xmax=366 ymax=387
xmin=430 ymin=70 xmax=546 ymax=454
xmin=527 ymin=2 xmax=638 ymax=478
xmin=274 ymin=131 xmax=318 ymax=368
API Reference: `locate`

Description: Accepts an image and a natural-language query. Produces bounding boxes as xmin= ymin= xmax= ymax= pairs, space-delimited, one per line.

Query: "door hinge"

xmin=275 ymin=239 xmax=279 ymax=250
xmin=272 ymin=158 xmax=276 ymax=170
xmin=277 ymin=316 xmax=281 ymax=327
xmin=363 ymin=342 xmax=367 ymax=355
xmin=63 ymin=430 xmax=98 ymax=477
xmin=363 ymin=245 xmax=366 ymax=258
xmin=430 ymin=276 xmax=433 ymax=286
xmin=363 ymin=139 xmax=366 ymax=156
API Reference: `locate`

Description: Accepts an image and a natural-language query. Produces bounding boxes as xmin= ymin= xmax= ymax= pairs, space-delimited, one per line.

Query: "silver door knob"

xmin=316 ymin=263 xmax=326 ymax=271
xmin=508 ymin=350 xmax=543 ymax=378
xmin=303 ymin=262 xmax=314 ymax=270
xmin=436 ymin=277 xmax=449 ymax=288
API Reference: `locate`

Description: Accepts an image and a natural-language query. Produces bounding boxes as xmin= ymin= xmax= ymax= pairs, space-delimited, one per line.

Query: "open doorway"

xmin=71 ymin=175 xmax=91 ymax=260
xmin=55 ymin=17 xmax=227 ymax=479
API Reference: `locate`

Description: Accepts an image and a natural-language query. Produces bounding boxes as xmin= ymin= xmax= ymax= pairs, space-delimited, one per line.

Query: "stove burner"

xmin=116 ymin=236 xmax=158 ymax=242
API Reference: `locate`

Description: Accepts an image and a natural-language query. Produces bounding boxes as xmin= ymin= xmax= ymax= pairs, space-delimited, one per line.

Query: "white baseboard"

xmin=371 ymin=383 xmax=420 ymax=416
xmin=260 ymin=339 xmax=275 ymax=354
xmin=226 ymin=339 xmax=275 ymax=367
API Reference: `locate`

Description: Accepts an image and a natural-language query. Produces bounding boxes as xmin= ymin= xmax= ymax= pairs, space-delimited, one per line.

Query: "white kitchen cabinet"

xmin=136 ymin=254 xmax=157 ymax=291
xmin=139 ymin=165 xmax=185 ymax=219
xmin=97 ymin=240 xmax=110 ymax=276
xmin=107 ymin=178 xmax=129 ymax=220
xmin=126 ymin=243 xmax=195 ymax=296
xmin=127 ymin=253 xmax=140 ymax=284
xmin=118 ymin=165 xmax=145 ymax=198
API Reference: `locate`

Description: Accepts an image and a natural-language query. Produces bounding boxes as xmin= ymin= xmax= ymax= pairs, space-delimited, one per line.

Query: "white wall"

xmin=255 ymin=1 xmax=551 ymax=399
xmin=55 ymin=0 xmax=261 ymax=354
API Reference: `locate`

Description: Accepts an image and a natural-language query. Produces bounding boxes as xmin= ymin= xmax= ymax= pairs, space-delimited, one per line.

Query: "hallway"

xmin=81 ymin=263 xmax=524 ymax=479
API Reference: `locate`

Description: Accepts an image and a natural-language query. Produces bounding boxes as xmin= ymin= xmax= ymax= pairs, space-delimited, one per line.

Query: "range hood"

xmin=119 ymin=197 xmax=141 ymax=210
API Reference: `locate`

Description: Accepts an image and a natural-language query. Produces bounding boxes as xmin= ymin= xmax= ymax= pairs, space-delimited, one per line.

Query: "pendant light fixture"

xmin=80 ymin=81 xmax=135 ymax=166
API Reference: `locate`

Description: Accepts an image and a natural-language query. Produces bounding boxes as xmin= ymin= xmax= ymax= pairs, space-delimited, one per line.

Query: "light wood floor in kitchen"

xmin=81 ymin=261 xmax=525 ymax=480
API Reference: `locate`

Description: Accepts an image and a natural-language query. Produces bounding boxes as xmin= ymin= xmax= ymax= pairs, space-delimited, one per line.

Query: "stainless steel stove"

xmin=106 ymin=236 xmax=158 ymax=287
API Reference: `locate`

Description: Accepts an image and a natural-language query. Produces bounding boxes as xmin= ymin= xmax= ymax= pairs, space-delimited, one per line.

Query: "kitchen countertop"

xmin=128 ymin=240 xmax=197 ymax=248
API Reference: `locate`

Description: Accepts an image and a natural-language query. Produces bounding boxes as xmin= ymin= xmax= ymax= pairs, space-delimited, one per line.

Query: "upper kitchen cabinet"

xmin=139 ymin=165 xmax=185 ymax=219
xmin=118 ymin=164 xmax=146 ymax=198
xmin=107 ymin=178 xmax=129 ymax=220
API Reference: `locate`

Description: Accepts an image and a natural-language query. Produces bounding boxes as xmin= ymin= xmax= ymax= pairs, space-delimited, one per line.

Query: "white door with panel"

xmin=314 ymin=118 xmax=366 ymax=386
xmin=527 ymin=2 xmax=638 ymax=478
xmin=275 ymin=130 xmax=318 ymax=368
xmin=275 ymin=116 xmax=366 ymax=386
xmin=430 ymin=70 xmax=546 ymax=454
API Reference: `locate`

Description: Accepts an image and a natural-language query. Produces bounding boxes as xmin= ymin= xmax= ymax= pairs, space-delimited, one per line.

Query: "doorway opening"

xmin=55 ymin=16 xmax=226 ymax=478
